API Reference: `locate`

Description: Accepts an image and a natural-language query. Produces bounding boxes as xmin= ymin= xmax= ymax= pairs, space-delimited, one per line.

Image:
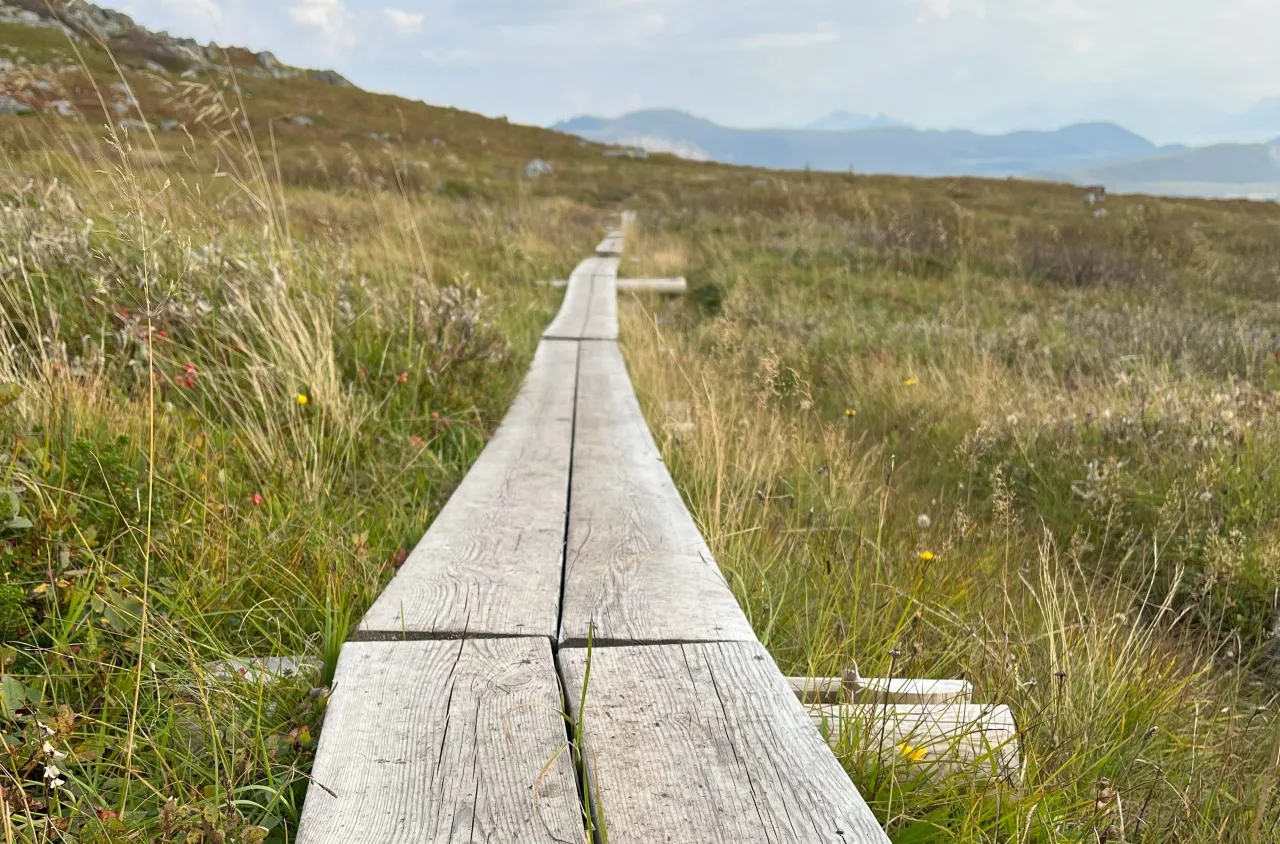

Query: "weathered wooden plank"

xmin=558 ymin=641 xmax=889 ymax=844
xmin=808 ymin=703 xmax=1020 ymax=783
xmin=617 ymin=277 xmax=686 ymax=294
xmin=541 ymin=277 xmax=686 ymax=294
xmin=559 ymin=341 xmax=755 ymax=644
xmin=847 ymin=675 xmax=972 ymax=705
xmin=542 ymin=256 xmax=619 ymax=341
xmin=359 ymin=340 xmax=576 ymax=638
xmin=787 ymin=675 xmax=973 ymax=705
xmin=595 ymin=229 xmax=625 ymax=255
xmin=786 ymin=675 xmax=844 ymax=704
xmin=299 ymin=638 xmax=581 ymax=844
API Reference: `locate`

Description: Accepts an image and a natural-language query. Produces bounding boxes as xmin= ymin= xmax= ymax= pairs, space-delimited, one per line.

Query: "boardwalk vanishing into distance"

xmin=297 ymin=216 xmax=891 ymax=843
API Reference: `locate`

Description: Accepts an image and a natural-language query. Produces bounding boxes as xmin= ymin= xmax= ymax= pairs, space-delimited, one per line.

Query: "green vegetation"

xmin=620 ymin=175 xmax=1280 ymax=841
xmin=2 ymin=14 xmax=1280 ymax=843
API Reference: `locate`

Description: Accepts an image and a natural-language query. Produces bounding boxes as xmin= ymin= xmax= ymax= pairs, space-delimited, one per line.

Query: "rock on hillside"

xmin=0 ymin=0 xmax=355 ymax=86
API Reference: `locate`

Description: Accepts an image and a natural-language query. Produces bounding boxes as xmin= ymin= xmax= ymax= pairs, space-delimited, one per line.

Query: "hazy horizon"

xmin=111 ymin=0 xmax=1280 ymax=146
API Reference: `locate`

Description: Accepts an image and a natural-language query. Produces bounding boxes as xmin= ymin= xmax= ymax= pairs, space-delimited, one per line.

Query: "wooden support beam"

xmin=539 ymin=277 xmax=687 ymax=294
xmin=358 ymin=340 xmax=576 ymax=638
xmin=297 ymin=638 xmax=581 ymax=843
xmin=559 ymin=641 xmax=891 ymax=843
xmin=786 ymin=675 xmax=844 ymax=704
xmin=848 ymin=676 xmax=973 ymax=706
xmin=808 ymin=704 xmax=1020 ymax=784
xmin=617 ymin=277 xmax=686 ymax=294
xmin=787 ymin=675 xmax=973 ymax=706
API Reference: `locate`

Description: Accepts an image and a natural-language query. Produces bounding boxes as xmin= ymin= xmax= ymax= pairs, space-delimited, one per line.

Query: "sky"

xmin=113 ymin=0 xmax=1280 ymax=145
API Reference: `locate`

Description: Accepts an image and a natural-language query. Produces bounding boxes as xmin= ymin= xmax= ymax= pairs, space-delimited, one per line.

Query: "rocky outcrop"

xmin=0 ymin=0 xmax=357 ymax=87
xmin=310 ymin=69 xmax=354 ymax=88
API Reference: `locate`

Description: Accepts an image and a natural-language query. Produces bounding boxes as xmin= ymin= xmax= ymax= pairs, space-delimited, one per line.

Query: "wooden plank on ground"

xmin=298 ymin=638 xmax=581 ymax=844
xmin=595 ymin=229 xmax=625 ymax=255
xmin=808 ymin=703 xmax=1020 ymax=783
xmin=542 ymin=256 xmax=619 ymax=341
xmin=542 ymin=277 xmax=686 ymax=294
xmin=359 ymin=340 xmax=576 ymax=638
xmin=786 ymin=675 xmax=844 ymax=704
xmin=847 ymin=676 xmax=972 ymax=705
xmin=787 ymin=675 xmax=973 ymax=705
xmin=559 ymin=341 xmax=755 ymax=645
xmin=618 ymin=277 xmax=686 ymax=294
xmin=558 ymin=641 xmax=889 ymax=843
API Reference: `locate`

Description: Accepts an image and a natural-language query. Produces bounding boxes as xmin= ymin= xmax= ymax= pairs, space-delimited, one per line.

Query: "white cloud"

xmin=160 ymin=0 xmax=222 ymax=25
xmin=915 ymin=0 xmax=986 ymax=22
xmin=385 ymin=8 xmax=425 ymax=34
xmin=288 ymin=0 xmax=356 ymax=51
xmin=421 ymin=48 xmax=483 ymax=67
xmin=734 ymin=30 xmax=839 ymax=49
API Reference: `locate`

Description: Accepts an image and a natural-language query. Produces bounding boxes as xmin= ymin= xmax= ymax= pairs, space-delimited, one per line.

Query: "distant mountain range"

xmin=805 ymin=110 xmax=907 ymax=132
xmin=551 ymin=109 xmax=1280 ymax=200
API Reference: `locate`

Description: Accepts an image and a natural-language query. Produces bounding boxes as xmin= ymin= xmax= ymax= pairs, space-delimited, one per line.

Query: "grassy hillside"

xmin=3 ymin=7 xmax=1280 ymax=842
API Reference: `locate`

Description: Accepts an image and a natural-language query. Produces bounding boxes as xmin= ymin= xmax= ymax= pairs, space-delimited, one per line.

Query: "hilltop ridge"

xmin=1 ymin=0 xmax=353 ymax=85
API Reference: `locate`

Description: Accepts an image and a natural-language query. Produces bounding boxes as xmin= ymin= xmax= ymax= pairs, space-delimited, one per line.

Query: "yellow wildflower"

xmin=844 ymin=408 xmax=857 ymax=418
xmin=918 ymin=550 xmax=936 ymax=562
xmin=295 ymin=394 xmax=309 ymax=406
xmin=903 ymin=378 xmax=919 ymax=386
xmin=897 ymin=742 xmax=928 ymax=763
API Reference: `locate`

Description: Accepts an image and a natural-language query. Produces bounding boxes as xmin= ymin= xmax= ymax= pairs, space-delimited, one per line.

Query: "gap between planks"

xmin=343 ymin=636 xmax=768 ymax=654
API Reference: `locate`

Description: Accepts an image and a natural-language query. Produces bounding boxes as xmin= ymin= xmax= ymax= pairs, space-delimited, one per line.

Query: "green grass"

xmin=4 ymin=15 xmax=1280 ymax=842
xmin=618 ymin=179 xmax=1280 ymax=841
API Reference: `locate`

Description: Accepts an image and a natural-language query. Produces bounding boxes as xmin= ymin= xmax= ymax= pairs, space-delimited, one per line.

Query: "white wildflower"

xmin=916 ymin=514 xmax=932 ymax=530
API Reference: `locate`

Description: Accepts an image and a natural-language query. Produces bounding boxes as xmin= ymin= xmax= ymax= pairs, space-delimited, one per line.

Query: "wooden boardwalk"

xmin=298 ymin=223 xmax=890 ymax=843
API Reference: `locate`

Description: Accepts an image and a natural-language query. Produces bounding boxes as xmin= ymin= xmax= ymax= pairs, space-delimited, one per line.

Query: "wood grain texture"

xmin=298 ymin=638 xmax=581 ymax=844
xmin=559 ymin=341 xmax=756 ymax=645
xmin=786 ymin=676 xmax=844 ymax=705
xmin=558 ymin=641 xmax=889 ymax=844
xmin=542 ymin=256 xmax=620 ymax=341
xmin=359 ymin=340 xmax=576 ymax=638
xmin=809 ymin=703 xmax=1020 ymax=782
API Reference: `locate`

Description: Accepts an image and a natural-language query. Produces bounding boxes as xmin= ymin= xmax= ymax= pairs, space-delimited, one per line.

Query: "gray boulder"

xmin=524 ymin=158 xmax=553 ymax=179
